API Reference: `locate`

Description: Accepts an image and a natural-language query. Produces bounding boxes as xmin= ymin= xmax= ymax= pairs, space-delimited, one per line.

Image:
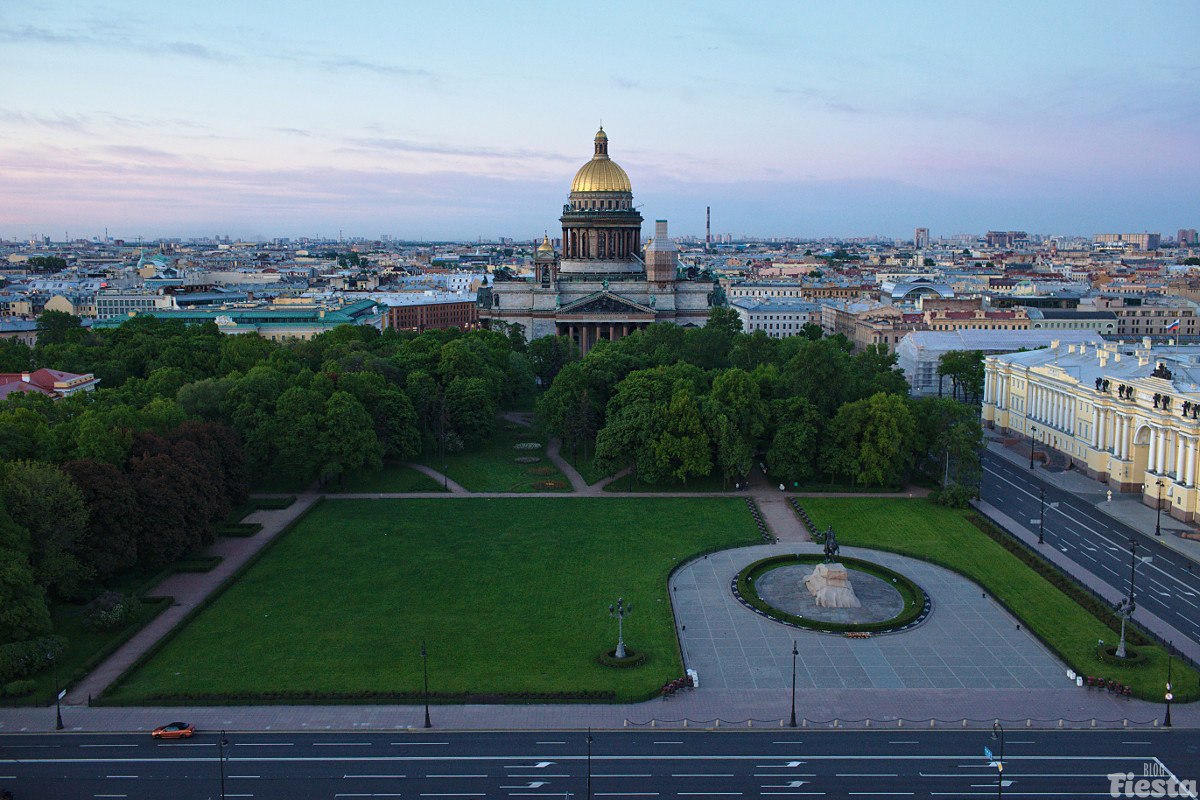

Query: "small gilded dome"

xmin=537 ymin=234 xmax=553 ymax=252
xmin=570 ymin=127 xmax=632 ymax=194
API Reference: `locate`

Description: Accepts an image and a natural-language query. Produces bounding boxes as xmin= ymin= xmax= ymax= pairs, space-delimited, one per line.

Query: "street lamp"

xmin=1115 ymin=538 xmax=1138 ymax=660
xmin=586 ymin=727 xmax=593 ymax=800
xmin=1165 ymin=641 xmax=1174 ymax=728
xmin=1155 ymin=479 xmax=1165 ymax=537
xmin=47 ymin=651 xmax=63 ymax=731
xmin=991 ymin=721 xmax=1005 ymax=800
xmin=219 ymin=729 xmax=229 ymax=799
xmin=421 ymin=641 xmax=431 ymax=729
xmin=609 ymin=599 xmax=632 ymax=659
xmin=1029 ymin=425 xmax=1038 ymax=469
xmin=789 ymin=640 xmax=798 ymax=728
xmin=1037 ymin=486 xmax=1046 ymax=545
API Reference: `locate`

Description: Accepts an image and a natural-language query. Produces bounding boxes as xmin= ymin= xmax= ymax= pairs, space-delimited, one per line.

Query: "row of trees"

xmin=537 ymin=308 xmax=982 ymax=495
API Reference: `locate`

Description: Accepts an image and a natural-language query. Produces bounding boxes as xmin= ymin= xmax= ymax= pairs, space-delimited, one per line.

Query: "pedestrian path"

xmin=401 ymin=462 xmax=469 ymax=494
xmin=62 ymin=493 xmax=322 ymax=706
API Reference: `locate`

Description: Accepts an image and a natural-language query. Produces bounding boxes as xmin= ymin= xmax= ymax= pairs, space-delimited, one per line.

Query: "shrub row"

xmin=1 ymin=679 xmax=36 ymax=698
xmin=735 ymin=554 xmax=927 ymax=634
xmin=597 ymin=648 xmax=647 ymax=668
xmin=0 ymin=636 xmax=69 ymax=684
xmin=218 ymin=522 xmax=263 ymax=538
xmin=102 ymin=688 xmax=619 ymax=706
xmin=965 ymin=514 xmax=1150 ymax=647
xmin=788 ymin=497 xmax=820 ymax=539
xmin=173 ymin=556 xmax=223 ymax=573
xmin=745 ymin=498 xmax=775 ymax=543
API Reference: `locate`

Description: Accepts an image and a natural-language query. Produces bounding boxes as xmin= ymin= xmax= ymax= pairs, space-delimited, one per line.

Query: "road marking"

xmin=673 ymin=773 xmax=735 ymax=777
xmin=754 ymin=774 xmax=816 ymax=778
xmin=1122 ymin=741 xmax=1152 ymax=745
xmin=159 ymin=742 xmax=214 ymax=747
xmin=889 ymin=741 xmax=919 ymax=745
xmin=236 ymin=742 xmax=293 ymax=747
xmin=838 ymin=773 xmax=898 ymax=777
xmin=595 ymin=794 xmax=660 ymax=797
xmin=344 ymin=775 xmax=407 ymax=779
xmin=653 ymin=741 xmax=683 ymax=744
xmin=535 ymin=741 xmax=565 ymax=745
xmin=677 ymin=794 xmax=742 ymax=797
xmin=850 ymin=794 xmax=912 ymax=797
xmin=105 ymin=775 xmax=137 ymax=779
xmin=316 ymin=742 xmax=373 ymax=746
xmin=418 ymin=795 xmax=484 ymax=798
xmin=595 ymin=774 xmax=652 ymax=778
xmin=427 ymin=774 xmax=487 ymax=778
xmin=82 ymin=744 xmax=137 ymax=748
xmin=93 ymin=795 xmax=126 ymax=798
xmin=392 ymin=742 xmax=449 ymax=746
xmin=229 ymin=775 xmax=261 ymax=778
xmin=772 ymin=741 xmax=804 ymax=744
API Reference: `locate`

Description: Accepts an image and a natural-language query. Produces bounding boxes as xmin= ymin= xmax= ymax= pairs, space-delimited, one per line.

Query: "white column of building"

xmin=1068 ymin=397 xmax=1075 ymax=435
xmin=1092 ymin=409 xmax=1101 ymax=448
xmin=1032 ymin=386 xmax=1040 ymax=421
xmin=1102 ymin=409 xmax=1110 ymax=451
xmin=1057 ymin=392 xmax=1065 ymax=430
xmin=1149 ymin=425 xmax=1159 ymax=471
xmin=1038 ymin=386 xmax=1046 ymax=422
xmin=1186 ymin=438 xmax=1196 ymax=486
xmin=1157 ymin=428 xmax=1169 ymax=474
xmin=1120 ymin=416 xmax=1130 ymax=459
xmin=1052 ymin=392 xmax=1061 ymax=429
xmin=1176 ymin=431 xmax=1186 ymax=480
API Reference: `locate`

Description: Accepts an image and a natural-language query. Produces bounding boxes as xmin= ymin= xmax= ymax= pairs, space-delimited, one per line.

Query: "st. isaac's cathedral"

xmin=479 ymin=128 xmax=719 ymax=352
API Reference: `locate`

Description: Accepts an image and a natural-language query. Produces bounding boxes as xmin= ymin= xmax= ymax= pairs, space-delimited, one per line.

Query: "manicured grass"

xmin=418 ymin=422 xmax=570 ymax=493
xmin=802 ymin=497 xmax=1200 ymax=703
xmin=330 ymin=462 xmax=447 ymax=493
xmin=106 ymin=498 xmax=758 ymax=703
xmin=564 ymin=450 xmax=611 ymax=487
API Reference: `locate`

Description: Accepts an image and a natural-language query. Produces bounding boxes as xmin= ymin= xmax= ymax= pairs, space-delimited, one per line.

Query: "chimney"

xmin=1050 ymin=339 xmax=1060 ymax=350
xmin=1142 ymin=336 xmax=1152 ymax=350
xmin=1099 ymin=351 xmax=1109 ymax=368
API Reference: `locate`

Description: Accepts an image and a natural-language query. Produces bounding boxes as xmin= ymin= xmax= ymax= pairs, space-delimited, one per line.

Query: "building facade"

xmin=383 ymin=296 xmax=479 ymax=332
xmin=479 ymin=129 xmax=716 ymax=352
xmin=983 ymin=339 xmax=1200 ymax=519
xmin=730 ymin=298 xmax=820 ymax=337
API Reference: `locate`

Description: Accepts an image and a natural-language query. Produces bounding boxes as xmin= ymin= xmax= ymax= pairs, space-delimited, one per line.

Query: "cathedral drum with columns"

xmin=479 ymin=127 xmax=717 ymax=351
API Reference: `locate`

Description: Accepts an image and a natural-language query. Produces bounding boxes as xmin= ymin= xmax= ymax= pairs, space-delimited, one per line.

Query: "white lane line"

xmin=392 ymin=741 xmax=449 ymax=746
xmin=93 ymin=795 xmax=127 ymax=798
xmin=105 ymin=775 xmax=137 ymax=779
xmin=535 ymin=741 xmax=566 ymax=745
xmin=677 ymin=795 xmax=743 ymax=797
xmin=653 ymin=741 xmax=683 ymax=744
xmin=427 ymin=774 xmax=487 ymax=778
xmin=673 ymin=773 xmax=735 ymax=777
xmin=82 ymin=744 xmax=138 ymax=748
xmin=595 ymin=794 xmax=660 ymax=797
xmin=229 ymin=775 xmax=260 ymax=778
xmin=754 ymin=774 xmax=816 ymax=778
xmin=418 ymin=795 xmax=485 ymax=798
xmin=344 ymin=774 xmax=408 ymax=778
xmin=159 ymin=742 xmax=214 ymax=747
xmin=595 ymin=774 xmax=652 ymax=778
xmin=772 ymin=741 xmax=804 ymax=744
xmin=1122 ymin=741 xmax=1152 ymax=745
xmin=889 ymin=741 xmax=918 ymax=745
xmin=838 ymin=773 xmax=898 ymax=777
xmin=235 ymin=742 xmax=293 ymax=747
xmin=316 ymin=742 xmax=372 ymax=746
xmin=850 ymin=794 xmax=912 ymax=797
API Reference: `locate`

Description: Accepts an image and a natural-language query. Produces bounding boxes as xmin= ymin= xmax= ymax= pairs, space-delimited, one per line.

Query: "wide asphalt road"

xmin=982 ymin=451 xmax=1200 ymax=646
xmin=1 ymin=729 xmax=1197 ymax=799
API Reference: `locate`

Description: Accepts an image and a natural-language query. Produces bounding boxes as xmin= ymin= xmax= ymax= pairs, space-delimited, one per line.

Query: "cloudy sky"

xmin=0 ymin=1 xmax=1196 ymax=241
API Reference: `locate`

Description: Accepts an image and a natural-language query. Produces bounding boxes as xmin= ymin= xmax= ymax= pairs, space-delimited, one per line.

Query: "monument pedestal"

xmin=803 ymin=562 xmax=861 ymax=609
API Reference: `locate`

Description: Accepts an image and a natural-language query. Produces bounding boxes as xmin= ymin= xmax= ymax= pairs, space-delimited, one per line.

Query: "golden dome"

xmin=570 ymin=127 xmax=632 ymax=194
xmin=537 ymin=234 xmax=553 ymax=252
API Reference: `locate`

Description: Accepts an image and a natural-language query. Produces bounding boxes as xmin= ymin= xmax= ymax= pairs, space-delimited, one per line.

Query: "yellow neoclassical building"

xmin=983 ymin=338 xmax=1200 ymax=521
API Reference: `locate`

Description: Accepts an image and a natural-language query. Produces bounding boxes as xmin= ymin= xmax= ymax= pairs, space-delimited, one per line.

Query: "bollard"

xmin=780 ymin=719 xmax=785 ymax=727
xmin=962 ymin=720 xmax=968 ymax=728
xmin=651 ymin=719 xmax=656 ymax=728
xmin=897 ymin=719 xmax=903 ymax=728
xmin=802 ymin=719 xmax=808 ymax=728
xmin=1026 ymin=719 xmax=1031 ymax=728
xmin=1058 ymin=719 xmax=1064 ymax=728
xmin=864 ymin=719 xmax=870 ymax=728
xmin=1123 ymin=719 xmax=1128 ymax=728
xmin=624 ymin=719 xmax=629 ymax=727
xmin=1153 ymin=719 xmax=1159 ymax=727
xmin=683 ymin=719 xmax=688 ymax=728
xmin=929 ymin=719 xmax=936 ymax=728
xmin=748 ymin=720 xmax=753 ymax=728
xmin=714 ymin=719 xmax=720 ymax=728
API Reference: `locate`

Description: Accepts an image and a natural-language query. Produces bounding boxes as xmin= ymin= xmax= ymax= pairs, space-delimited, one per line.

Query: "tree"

xmin=766 ymin=397 xmax=823 ymax=485
xmin=0 ymin=460 xmax=90 ymax=598
xmin=35 ymin=310 xmax=86 ymax=347
xmin=654 ymin=388 xmax=712 ymax=483
xmin=711 ymin=413 xmax=752 ymax=488
xmin=61 ymin=460 xmax=139 ymax=582
xmin=800 ymin=322 xmax=824 ymax=341
xmin=910 ymin=397 xmax=983 ymax=496
xmin=0 ymin=503 xmax=52 ymax=643
xmin=0 ymin=338 xmax=32 ymax=372
xmin=127 ymin=450 xmax=200 ymax=569
xmin=822 ymin=393 xmax=916 ymax=487
xmin=528 ymin=335 xmax=578 ymax=386
xmin=320 ymin=391 xmax=382 ymax=486
xmin=445 ymin=376 xmax=497 ymax=448
xmin=562 ymin=389 xmax=599 ymax=463
xmin=937 ymin=350 xmax=985 ymax=402
xmin=0 ymin=407 xmax=52 ymax=461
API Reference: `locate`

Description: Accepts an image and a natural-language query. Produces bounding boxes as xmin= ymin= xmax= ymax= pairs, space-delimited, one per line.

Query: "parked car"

xmin=151 ymin=722 xmax=195 ymax=739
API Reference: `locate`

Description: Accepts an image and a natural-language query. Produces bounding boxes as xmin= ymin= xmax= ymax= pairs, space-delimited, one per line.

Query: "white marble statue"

xmin=803 ymin=562 xmax=862 ymax=609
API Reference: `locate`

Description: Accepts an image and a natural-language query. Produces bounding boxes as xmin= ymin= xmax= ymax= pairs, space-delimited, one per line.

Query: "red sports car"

xmin=151 ymin=722 xmax=195 ymax=739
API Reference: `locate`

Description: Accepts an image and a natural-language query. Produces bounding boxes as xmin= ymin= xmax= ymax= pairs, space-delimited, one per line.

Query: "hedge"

xmin=218 ymin=522 xmax=263 ymax=538
xmin=734 ymin=554 xmax=928 ymax=634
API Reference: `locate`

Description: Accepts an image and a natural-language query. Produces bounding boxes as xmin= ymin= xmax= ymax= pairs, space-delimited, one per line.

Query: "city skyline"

xmin=1 ymin=0 xmax=1196 ymax=240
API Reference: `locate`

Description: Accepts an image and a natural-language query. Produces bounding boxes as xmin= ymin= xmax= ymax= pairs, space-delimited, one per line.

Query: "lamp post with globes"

xmin=991 ymin=721 xmax=1006 ymax=800
xmin=421 ymin=641 xmax=431 ymax=729
xmin=1029 ymin=426 xmax=1038 ymax=470
xmin=47 ymin=651 xmax=63 ymax=731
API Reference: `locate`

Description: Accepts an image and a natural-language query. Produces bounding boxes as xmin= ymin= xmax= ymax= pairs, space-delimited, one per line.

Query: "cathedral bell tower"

xmin=534 ymin=234 xmax=557 ymax=287
xmin=644 ymin=219 xmax=678 ymax=286
xmin=559 ymin=127 xmax=643 ymax=274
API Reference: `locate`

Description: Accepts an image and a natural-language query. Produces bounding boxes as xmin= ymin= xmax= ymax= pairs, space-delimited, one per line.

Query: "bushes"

xmin=83 ymin=591 xmax=142 ymax=632
xmin=218 ymin=522 xmax=263 ymax=538
xmin=0 ymin=635 xmax=68 ymax=683
xmin=1 ymin=679 xmax=36 ymax=698
xmin=932 ymin=484 xmax=974 ymax=508
xmin=101 ymin=688 xmax=620 ymax=706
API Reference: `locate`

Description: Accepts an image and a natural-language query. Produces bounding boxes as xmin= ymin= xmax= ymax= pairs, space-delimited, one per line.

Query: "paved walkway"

xmin=402 ymin=462 xmax=468 ymax=494
xmin=757 ymin=496 xmax=809 ymax=542
xmin=675 ymin=544 xmax=1067 ymax=691
xmin=62 ymin=494 xmax=322 ymax=706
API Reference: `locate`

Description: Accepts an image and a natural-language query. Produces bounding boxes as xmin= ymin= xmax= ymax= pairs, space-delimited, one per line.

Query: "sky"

xmin=0 ymin=0 xmax=1196 ymax=241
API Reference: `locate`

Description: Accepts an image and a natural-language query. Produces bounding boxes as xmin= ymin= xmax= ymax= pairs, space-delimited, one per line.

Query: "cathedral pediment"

xmin=558 ymin=290 xmax=654 ymax=316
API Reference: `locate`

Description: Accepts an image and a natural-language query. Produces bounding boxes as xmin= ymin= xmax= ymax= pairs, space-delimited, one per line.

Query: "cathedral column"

xmin=1149 ymin=426 xmax=1159 ymax=471
xmin=1176 ymin=431 xmax=1186 ymax=479
xmin=1187 ymin=438 xmax=1196 ymax=486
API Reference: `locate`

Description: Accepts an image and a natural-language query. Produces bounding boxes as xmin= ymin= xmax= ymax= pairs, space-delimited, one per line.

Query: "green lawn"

xmin=605 ymin=471 xmax=734 ymax=493
xmin=563 ymin=450 xmax=612 ymax=487
xmin=105 ymin=497 xmax=758 ymax=703
xmin=418 ymin=422 xmax=570 ymax=492
xmin=802 ymin=497 xmax=1199 ymax=703
xmin=330 ymin=462 xmax=447 ymax=493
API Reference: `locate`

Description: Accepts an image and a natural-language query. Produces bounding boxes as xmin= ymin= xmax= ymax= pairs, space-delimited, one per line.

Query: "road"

xmin=2 ymin=729 xmax=1197 ymax=799
xmin=982 ymin=451 xmax=1200 ymax=647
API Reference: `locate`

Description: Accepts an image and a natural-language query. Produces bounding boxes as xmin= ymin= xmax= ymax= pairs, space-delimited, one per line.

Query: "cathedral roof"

xmin=570 ymin=127 xmax=632 ymax=194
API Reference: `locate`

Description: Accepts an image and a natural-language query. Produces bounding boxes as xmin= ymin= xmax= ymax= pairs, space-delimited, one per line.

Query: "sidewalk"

xmin=986 ymin=437 xmax=1200 ymax=564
